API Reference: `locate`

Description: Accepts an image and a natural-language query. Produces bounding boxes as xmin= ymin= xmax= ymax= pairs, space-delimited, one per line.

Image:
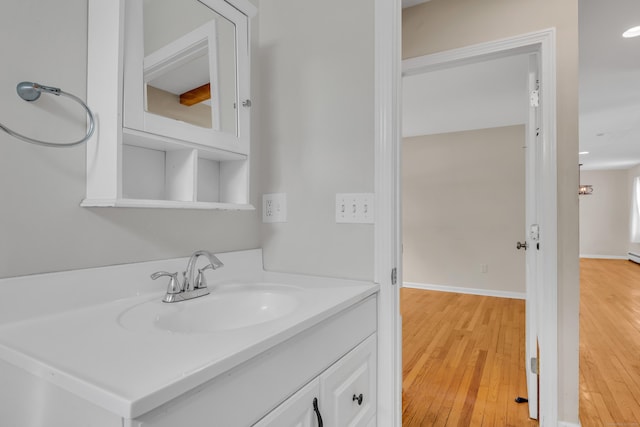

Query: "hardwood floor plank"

xmin=401 ymin=288 xmax=535 ymax=426
xmin=579 ymin=258 xmax=640 ymax=427
xmin=459 ymin=349 xmax=487 ymax=426
xmin=402 ymin=259 xmax=640 ymax=426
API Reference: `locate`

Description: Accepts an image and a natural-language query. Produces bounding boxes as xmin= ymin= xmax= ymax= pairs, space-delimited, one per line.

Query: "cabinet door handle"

xmin=353 ymin=393 xmax=364 ymax=405
xmin=313 ymin=397 xmax=323 ymax=427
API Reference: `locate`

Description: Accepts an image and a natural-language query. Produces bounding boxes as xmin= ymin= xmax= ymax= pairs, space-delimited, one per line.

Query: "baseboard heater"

xmin=628 ymin=252 xmax=640 ymax=264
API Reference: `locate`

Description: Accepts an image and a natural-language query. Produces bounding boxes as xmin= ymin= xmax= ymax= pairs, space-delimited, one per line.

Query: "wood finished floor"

xmin=579 ymin=258 xmax=640 ymax=427
xmin=401 ymin=288 xmax=536 ymax=427
xmin=401 ymin=258 xmax=640 ymax=427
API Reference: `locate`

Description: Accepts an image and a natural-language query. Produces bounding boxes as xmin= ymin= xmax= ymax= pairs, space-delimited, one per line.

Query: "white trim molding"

xmin=558 ymin=422 xmax=582 ymax=427
xmin=374 ymin=0 xmax=402 ymax=426
xmin=403 ymin=282 xmax=526 ymax=300
xmin=580 ymin=254 xmax=628 ymax=260
xmin=629 ymin=252 xmax=640 ymax=264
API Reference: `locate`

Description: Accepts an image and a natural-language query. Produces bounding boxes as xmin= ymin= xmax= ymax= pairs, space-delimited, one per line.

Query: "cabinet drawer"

xmin=320 ymin=334 xmax=376 ymax=427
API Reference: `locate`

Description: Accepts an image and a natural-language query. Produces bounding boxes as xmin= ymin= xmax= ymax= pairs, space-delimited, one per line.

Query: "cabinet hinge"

xmin=531 ymin=357 xmax=539 ymax=375
xmin=391 ymin=268 xmax=397 ymax=285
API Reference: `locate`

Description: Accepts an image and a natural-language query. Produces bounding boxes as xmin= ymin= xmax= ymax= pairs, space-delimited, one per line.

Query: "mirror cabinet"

xmin=83 ymin=0 xmax=256 ymax=209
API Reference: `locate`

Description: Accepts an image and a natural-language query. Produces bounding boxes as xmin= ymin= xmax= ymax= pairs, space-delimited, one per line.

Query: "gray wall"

xmin=579 ymin=169 xmax=630 ymax=257
xmin=403 ymin=126 xmax=526 ymax=294
xmin=0 ymin=0 xmax=375 ymax=282
xmin=0 ymin=0 xmax=261 ymax=278
xmin=257 ymin=0 xmax=375 ymax=281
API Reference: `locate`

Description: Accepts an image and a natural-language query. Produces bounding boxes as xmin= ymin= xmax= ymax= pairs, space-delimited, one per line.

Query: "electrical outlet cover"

xmin=263 ymin=193 xmax=287 ymax=223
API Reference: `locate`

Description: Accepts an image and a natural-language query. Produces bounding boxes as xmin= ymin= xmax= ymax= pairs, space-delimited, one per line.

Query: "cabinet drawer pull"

xmin=352 ymin=393 xmax=364 ymax=405
xmin=313 ymin=397 xmax=323 ymax=427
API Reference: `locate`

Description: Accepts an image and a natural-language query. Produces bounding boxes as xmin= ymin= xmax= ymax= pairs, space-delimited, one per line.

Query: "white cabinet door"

xmin=320 ymin=334 xmax=376 ymax=427
xmin=253 ymin=378 xmax=321 ymax=427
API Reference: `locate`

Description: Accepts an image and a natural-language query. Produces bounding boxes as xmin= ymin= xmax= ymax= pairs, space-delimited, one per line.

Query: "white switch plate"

xmin=335 ymin=193 xmax=374 ymax=224
xmin=263 ymin=193 xmax=287 ymax=223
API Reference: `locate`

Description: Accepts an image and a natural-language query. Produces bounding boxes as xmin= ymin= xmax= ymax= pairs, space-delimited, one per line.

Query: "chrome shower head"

xmin=16 ymin=81 xmax=61 ymax=102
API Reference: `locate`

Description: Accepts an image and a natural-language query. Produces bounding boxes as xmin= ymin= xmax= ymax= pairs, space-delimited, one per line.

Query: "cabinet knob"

xmin=352 ymin=393 xmax=364 ymax=405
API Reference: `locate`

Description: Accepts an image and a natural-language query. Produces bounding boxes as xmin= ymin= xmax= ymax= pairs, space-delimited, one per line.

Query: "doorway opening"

xmin=401 ymin=52 xmax=533 ymax=423
xmin=380 ymin=29 xmax=559 ymax=425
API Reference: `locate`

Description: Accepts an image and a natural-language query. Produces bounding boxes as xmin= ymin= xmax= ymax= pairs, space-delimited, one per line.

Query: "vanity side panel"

xmin=0 ymin=358 xmax=122 ymax=427
xmin=132 ymin=296 xmax=377 ymax=427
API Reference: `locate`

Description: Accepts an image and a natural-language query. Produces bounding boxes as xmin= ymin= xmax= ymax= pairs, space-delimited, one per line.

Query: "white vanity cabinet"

xmin=254 ymin=334 xmax=377 ymax=427
xmin=0 ymin=252 xmax=379 ymax=427
xmin=128 ymin=296 xmax=377 ymax=427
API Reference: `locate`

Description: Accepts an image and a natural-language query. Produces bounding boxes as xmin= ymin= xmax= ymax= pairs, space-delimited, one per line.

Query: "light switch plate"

xmin=263 ymin=193 xmax=287 ymax=223
xmin=335 ymin=193 xmax=374 ymax=224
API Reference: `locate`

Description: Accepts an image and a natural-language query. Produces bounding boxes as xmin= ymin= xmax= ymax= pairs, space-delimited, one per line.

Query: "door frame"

xmin=374 ymin=22 xmax=559 ymax=426
xmin=374 ymin=0 xmax=403 ymax=426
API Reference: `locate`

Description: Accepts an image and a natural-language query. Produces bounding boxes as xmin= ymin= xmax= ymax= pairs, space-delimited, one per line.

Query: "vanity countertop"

xmin=0 ymin=272 xmax=377 ymax=419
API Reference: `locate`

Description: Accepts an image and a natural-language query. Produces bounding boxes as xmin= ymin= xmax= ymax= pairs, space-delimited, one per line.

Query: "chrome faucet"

xmin=184 ymin=250 xmax=224 ymax=291
xmin=151 ymin=250 xmax=224 ymax=303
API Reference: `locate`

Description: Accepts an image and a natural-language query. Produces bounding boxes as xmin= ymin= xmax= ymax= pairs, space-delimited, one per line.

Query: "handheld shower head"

xmin=16 ymin=81 xmax=61 ymax=102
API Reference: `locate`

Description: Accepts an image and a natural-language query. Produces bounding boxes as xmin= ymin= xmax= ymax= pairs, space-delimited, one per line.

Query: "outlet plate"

xmin=336 ymin=193 xmax=374 ymax=224
xmin=263 ymin=193 xmax=287 ymax=223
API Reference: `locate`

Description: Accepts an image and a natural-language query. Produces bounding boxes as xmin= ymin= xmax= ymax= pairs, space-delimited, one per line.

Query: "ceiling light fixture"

xmin=579 ymin=184 xmax=594 ymax=196
xmin=623 ymin=26 xmax=640 ymax=38
xmin=579 ymin=164 xmax=594 ymax=196
xmin=579 ymin=151 xmax=590 ymax=155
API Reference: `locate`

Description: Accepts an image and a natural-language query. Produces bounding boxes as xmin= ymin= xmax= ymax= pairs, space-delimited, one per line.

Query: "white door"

xmin=524 ymin=53 xmax=540 ymax=420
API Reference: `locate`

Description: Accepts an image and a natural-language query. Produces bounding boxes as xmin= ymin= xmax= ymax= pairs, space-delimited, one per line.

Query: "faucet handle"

xmin=195 ymin=264 xmax=214 ymax=289
xmin=151 ymin=271 xmax=181 ymax=295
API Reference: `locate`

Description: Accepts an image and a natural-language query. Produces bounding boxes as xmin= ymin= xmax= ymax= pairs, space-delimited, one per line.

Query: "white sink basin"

xmin=118 ymin=283 xmax=303 ymax=334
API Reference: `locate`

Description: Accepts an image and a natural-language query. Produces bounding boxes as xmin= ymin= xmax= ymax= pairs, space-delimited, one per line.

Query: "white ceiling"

xmin=579 ymin=0 xmax=640 ymax=170
xmin=401 ymin=0 xmax=640 ymax=171
xmin=403 ymin=54 xmax=529 ymax=138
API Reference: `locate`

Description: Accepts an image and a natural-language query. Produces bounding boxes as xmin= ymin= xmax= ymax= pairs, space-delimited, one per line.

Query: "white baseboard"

xmin=579 ymin=254 xmax=627 ymax=260
xmin=558 ymin=421 xmax=581 ymax=427
xmin=402 ymin=281 xmax=525 ymax=300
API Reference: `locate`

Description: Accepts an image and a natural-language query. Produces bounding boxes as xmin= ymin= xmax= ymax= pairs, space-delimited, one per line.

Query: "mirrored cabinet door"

xmin=124 ymin=0 xmax=250 ymax=155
